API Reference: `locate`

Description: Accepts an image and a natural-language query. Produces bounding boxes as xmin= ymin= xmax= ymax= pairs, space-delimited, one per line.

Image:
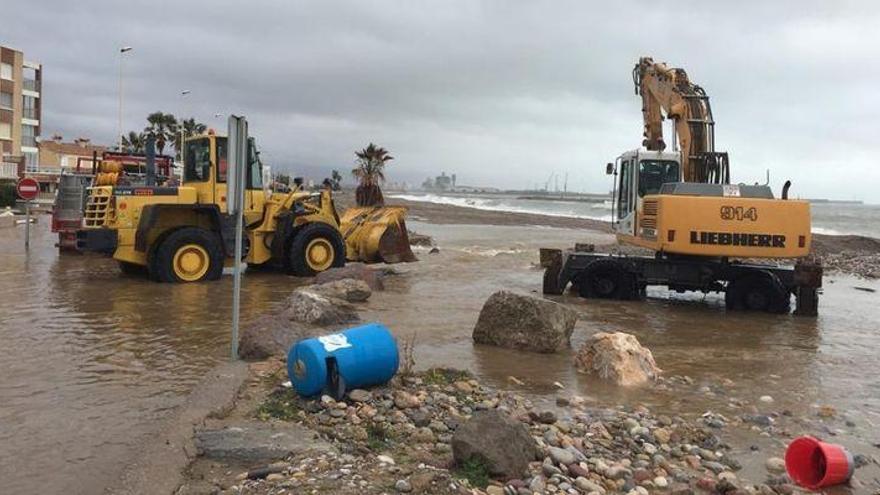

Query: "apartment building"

xmin=0 ymin=45 xmax=42 ymax=180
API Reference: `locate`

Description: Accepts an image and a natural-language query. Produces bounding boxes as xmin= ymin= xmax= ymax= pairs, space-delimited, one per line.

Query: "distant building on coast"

xmin=422 ymin=172 xmax=456 ymax=191
xmin=420 ymin=171 xmax=499 ymax=193
xmin=0 ymin=45 xmax=42 ymax=182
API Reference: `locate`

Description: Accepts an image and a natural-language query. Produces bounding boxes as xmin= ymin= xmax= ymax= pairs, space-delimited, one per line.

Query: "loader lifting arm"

xmin=634 ymin=57 xmax=729 ymax=184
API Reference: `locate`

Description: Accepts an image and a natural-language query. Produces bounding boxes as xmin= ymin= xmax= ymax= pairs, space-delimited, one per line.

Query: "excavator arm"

xmin=634 ymin=57 xmax=729 ymax=184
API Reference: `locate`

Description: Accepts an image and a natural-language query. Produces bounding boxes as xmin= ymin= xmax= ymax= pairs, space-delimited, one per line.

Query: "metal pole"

xmin=228 ymin=115 xmax=248 ymax=360
xmin=24 ymin=200 xmax=30 ymax=251
xmin=117 ymin=47 xmax=132 ymax=150
xmin=231 ymin=201 xmax=243 ymax=360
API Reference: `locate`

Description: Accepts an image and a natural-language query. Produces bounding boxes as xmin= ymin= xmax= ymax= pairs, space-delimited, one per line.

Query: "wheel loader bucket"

xmin=340 ymin=206 xmax=417 ymax=264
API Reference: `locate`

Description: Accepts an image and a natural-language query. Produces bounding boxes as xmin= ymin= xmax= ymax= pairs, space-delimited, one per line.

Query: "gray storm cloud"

xmin=4 ymin=0 xmax=878 ymax=200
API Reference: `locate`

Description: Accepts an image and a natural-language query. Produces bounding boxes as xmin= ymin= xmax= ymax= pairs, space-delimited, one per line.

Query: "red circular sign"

xmin=16 ymin=177 xmax=40 ymax=200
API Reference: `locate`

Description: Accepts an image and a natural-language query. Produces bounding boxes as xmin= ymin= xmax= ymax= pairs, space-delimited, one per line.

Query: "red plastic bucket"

xmin=785 ymin=436 xmax=854 ymax=489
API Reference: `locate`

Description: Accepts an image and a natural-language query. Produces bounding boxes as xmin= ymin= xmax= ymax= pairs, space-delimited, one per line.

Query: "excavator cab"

xmin=610 ymin=149 xmax=682 ymax=238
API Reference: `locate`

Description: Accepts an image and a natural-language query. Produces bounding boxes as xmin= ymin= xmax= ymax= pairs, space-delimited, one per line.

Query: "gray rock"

xmin=194 ymin=421 xmax=333 ymax=462
xmin=575 ymin=477 xmax=606 ymax=494
xmin=314 ymin=263 xmax=385 ymax=291
xmin=764 ymin=457 xmax=785 ymax=473
xmin=548 ymin=446 xmax=576 ymax=466
xmin=238 ymin=312 xmax=317 ymax=360
xmin=452 ymin=410 xmax=539 ymax=480
xmin=287 ymin=289 xmax=360 ymax=326
xmin=348 ymin=389 xmax=372 ymax=403
xmin=395 ymin=479 xmax=413 ymax=493
xmin=472 ymin=291 xmax=578 ymax=353
xmin=309 ymin=278 xmax=372 ymax=303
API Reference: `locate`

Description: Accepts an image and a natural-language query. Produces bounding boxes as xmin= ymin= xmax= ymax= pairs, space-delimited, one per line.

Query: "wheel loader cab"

xmin=183 ymin=134 xmax=266 ymax=224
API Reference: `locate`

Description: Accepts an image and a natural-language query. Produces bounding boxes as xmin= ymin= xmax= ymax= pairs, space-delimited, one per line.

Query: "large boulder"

xmin=452 ymin=410 xmax=538 ymax=480
xmin=315 ymin=263 xmax=385 ymax=291
xmin=308 ymin=278 xmax=372 ymax=303
xmin=472 ymin=291 xmax=578 ymax=353
xmin=287 ymin=290 xmax=360 ymax=326
xmin=238 ymin=312 xmax=318 ymax=360
xmin=573 ymin=332 xmax=660 ymax=386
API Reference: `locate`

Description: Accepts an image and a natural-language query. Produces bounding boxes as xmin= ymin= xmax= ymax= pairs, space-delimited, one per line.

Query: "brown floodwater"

xmin=1 ymin=217 xmax=879 ymax=493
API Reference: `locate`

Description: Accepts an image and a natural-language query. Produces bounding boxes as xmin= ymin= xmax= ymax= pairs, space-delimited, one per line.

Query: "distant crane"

xmin=544 ymin=172 xmax=555 ymax=192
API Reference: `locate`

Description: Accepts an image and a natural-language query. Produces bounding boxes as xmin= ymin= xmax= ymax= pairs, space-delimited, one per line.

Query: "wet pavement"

xmin=1 ymin=217 xmax=879 ymax=493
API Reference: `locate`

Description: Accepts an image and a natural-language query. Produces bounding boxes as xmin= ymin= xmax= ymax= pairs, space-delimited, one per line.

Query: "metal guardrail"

xmin=23 ymin=108 xmax=37 ymax=119
xmin=23 ymin=79 xmax=40 ymax=92
xmin=22 ymin=136 xmax=37 ymax=147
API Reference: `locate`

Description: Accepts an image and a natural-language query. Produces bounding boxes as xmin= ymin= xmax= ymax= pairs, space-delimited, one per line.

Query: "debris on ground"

xmin=178 ymin=366 xmax=832 ymax=495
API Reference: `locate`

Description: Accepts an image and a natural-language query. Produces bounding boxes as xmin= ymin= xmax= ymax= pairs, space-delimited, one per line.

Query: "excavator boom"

xmin=634 ymin=57 xmax=729 ymax=184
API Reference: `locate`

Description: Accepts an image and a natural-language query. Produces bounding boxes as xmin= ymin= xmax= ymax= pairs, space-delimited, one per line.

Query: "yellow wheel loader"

xmin=542 ymin=56 xmax=822 ymax=315
xmin=76 ymin=131 xmax=415 ymax=282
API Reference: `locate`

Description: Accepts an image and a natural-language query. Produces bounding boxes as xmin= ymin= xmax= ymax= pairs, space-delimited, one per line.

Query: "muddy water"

xmin=2 ymin=217 xmax=879 ymax=493
xmin=0 ymin=219 xmax=305 ymax=494
xmin=368 ymin=221 xmax=880 ymax=490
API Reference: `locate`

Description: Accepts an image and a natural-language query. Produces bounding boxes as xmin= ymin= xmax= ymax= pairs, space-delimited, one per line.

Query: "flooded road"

xmin=0 ymin=219 xmax=303 ymax=494
xmin=1 ymin=217 xmax=879 ymax=493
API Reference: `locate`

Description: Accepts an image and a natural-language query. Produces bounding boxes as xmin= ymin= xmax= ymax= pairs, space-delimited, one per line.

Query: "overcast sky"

xmin=5 ymin=1 xmax=879 ymax=201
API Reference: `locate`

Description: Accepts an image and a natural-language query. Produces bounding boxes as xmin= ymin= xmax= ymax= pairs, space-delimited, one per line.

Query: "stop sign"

xmin=16 ymin=177 xmax=39 ymax=201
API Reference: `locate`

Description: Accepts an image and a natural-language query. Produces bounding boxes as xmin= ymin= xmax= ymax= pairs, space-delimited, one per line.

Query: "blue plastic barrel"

xmin=287 ymin=323 xmax=399 ymax=397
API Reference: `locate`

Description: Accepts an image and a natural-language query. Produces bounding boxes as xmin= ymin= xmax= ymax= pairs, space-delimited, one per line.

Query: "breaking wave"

xmin=389 ymin=193 xmax=613 ymax=222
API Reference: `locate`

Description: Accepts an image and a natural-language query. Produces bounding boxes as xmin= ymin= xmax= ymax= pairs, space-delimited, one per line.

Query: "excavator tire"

xmin=576 ymin=258 xmax=637 ymax=300
xmin=288 ymin=223 xmax=346 ymax=277
xmin=725 ymin=273 xmax=790 ymax=314
xmin=151 ymin=227 xmax=224 ymax=283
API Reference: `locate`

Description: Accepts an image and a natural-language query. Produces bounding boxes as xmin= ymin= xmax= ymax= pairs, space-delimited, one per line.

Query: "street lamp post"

xmin=180 ymin=90 xmax=191 ymax=163
xmin=117 ymin=46 xmax=133 ymax=150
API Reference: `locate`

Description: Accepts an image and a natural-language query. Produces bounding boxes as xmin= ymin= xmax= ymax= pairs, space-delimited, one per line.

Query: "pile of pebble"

xmin=225 ymin=369 xmax=821 ymax=494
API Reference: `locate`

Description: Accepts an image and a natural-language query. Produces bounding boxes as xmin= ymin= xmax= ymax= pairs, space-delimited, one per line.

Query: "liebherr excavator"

xmin=542 ymin=57 xmax=822 ymax=315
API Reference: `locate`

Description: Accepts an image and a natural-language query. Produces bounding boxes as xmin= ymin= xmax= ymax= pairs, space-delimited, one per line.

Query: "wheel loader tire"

xmin=152 ymin=227 xmax=224 ymax=283
xmin=726 ymin=274 xmax=790 ymax=314
xmin=577 ymin=259 xmax=633 ymax=299
xmin=118 ymin=261 xmax=147 ymax=277
xmin=288 ymin=223 xmax=346 ymax=277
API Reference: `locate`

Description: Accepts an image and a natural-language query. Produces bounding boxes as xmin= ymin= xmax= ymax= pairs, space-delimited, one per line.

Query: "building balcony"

xmin=22 ymin=136 xmax=38 ymax=147
xmin=23 ymin=108 xmax=37 ymax=119
xmin=0 ymin=162 xmax=18 ymax=179
xmin=23 ymin=79 xmax=40 ymax=92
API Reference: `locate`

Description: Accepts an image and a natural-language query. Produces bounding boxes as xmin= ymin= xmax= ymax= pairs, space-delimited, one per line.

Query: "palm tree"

xmin=143 ymin=112 xmax=177 ymax=155
xmin=352 ymin=143 xmax=392 ymax=206
xmin=120 ymin=131 xmax=145 ymax=153
xmin=174 ymin=117 xmax=208 ymax=160
xmin=331 ymin=169 xmax=342 ymax=190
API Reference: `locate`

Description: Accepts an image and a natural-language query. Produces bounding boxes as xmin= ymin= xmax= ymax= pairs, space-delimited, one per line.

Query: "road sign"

xmin=16 ymin=177 xmax=39 ymax=201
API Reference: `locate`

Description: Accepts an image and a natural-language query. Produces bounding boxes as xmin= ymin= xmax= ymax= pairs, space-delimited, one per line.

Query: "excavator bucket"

xmin=340 ymin=206 xmax=417 ymax=264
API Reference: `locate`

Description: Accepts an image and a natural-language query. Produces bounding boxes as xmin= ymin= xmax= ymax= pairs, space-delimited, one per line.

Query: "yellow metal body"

xmin=80 ymin=133 xmax=413 ymax=279
xmin=622 ymin=194 xmax=811 ymax=258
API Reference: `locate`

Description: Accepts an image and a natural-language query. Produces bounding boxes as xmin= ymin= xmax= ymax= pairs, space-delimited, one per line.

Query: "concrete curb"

xmin=107 ymin=360 xmax=249 ymax=495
